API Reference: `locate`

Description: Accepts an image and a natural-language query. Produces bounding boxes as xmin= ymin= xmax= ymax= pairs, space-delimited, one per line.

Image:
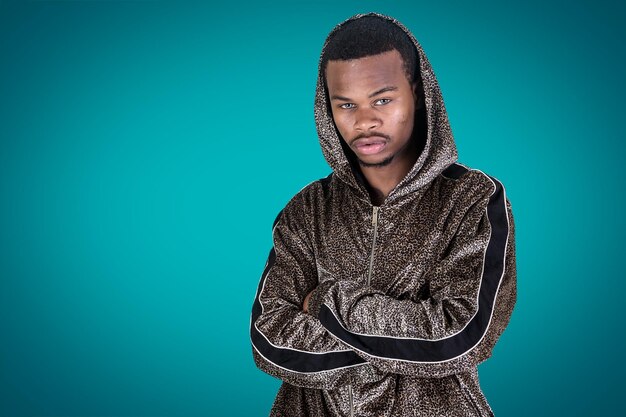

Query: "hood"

xmin=314 ymin=12 xmax=458 ymax=204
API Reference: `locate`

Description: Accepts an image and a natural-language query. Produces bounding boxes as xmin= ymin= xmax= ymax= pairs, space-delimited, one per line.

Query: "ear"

xmin=412 ymin=81 xmax=424 ymax=110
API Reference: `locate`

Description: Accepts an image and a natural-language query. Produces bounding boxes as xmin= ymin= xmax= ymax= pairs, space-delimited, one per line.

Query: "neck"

xmin=360 ymin=139 xmax=419 ymax=206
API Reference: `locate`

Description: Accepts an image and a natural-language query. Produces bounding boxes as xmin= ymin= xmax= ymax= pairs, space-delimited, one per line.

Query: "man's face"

xmin=325 ymin=49 xmax=418 ymax=168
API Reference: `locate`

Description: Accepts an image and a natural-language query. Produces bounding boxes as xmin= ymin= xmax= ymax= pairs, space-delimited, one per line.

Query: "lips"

xmin=352 ymin=136 xmax=388 ymax=156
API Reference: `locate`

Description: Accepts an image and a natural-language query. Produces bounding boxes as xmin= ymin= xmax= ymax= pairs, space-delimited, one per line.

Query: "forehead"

xmin=325 ymin=49 xmax=408 ymax=94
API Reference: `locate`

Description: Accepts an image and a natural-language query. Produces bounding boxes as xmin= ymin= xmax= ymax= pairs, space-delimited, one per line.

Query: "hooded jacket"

xmin=251 ymin=12 xmax=516 ymax=417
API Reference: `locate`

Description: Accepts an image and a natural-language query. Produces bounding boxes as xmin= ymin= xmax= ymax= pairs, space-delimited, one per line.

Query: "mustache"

xmin=349 ymin=132 xmax=390 ymax=146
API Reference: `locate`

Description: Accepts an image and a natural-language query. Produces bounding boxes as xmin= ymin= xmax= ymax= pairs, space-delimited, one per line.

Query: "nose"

xmin=353 ymin=106 xmax=381 ymax=132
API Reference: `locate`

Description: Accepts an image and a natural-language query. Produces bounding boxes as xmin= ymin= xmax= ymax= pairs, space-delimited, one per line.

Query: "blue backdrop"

xmin=1 ymin=0 xmax=624 ymax=416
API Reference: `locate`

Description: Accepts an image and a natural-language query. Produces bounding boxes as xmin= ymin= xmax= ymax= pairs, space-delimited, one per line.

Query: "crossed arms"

xmin=250 ymin=176 xmax=516 ymax=390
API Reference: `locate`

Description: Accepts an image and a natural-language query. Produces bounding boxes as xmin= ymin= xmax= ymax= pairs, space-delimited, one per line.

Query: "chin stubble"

xmin=357 ymin=154 xmax=395 ymax=168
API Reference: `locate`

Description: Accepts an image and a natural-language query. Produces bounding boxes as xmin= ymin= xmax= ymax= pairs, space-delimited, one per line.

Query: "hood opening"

xmin=314 ymin=12 xmax=458 ymax=204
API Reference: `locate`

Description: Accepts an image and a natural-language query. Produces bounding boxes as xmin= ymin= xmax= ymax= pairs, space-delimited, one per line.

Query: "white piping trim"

xmin=251 ymin=343 xmax=367 ymax=375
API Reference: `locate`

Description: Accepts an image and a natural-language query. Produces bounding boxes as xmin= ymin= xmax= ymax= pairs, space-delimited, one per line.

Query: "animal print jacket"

xmin=251 ymin=12 xmax=517 ymax=417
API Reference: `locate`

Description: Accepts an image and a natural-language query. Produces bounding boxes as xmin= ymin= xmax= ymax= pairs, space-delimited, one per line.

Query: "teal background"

xmin=1 ymin=0 xmax=624 ymax=416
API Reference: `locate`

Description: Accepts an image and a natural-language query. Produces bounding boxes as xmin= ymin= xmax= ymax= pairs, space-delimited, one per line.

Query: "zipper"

xmin=366 ymin=206 xmax=380 ymax=286
xmin=348 ymin=377 xmax=354 ymax=417
xmin=347 ymin=206 xmax=380 ymax=417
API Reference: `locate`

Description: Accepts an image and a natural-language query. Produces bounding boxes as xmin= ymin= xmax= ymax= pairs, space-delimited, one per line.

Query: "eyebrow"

xmin=330 ymin=85 xmax=398 ymax=101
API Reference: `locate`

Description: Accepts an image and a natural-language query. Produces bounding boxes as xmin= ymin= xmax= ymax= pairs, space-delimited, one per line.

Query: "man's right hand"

xmin=302 ymin=289 xmax=314 ymax=313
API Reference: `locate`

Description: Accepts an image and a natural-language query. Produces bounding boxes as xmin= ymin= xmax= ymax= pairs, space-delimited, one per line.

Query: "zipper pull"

xmin=372 ymin=206 xmax=379 ymax=226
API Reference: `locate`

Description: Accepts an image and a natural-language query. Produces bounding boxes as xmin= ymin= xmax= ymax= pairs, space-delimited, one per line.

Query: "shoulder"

xmin=440 ymin=162 xmax=511 ymax=206
xmin=439 ymin=164 xmax=515 ymax=244
xmin=273 ymin=173 xmax=334 ymax=227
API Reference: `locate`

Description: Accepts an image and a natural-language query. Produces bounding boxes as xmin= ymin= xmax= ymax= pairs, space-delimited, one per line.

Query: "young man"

xmin=251 ymin=12 xmax=516 ymax=417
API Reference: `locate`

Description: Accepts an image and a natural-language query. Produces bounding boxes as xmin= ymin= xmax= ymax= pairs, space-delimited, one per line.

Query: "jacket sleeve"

xmin=250 ymin=193 xmax=380 ymax=389
xmin=308 ymin=177 xmax=517 ymax=378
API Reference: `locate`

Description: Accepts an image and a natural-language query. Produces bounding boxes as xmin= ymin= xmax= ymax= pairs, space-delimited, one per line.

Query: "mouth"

xmin=352 ymin=136 xmax=388 ymax=156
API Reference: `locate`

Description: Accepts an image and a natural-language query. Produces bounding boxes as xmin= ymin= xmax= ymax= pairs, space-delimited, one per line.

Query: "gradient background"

xmin=1 ymin=0 xmax=624 ymax=416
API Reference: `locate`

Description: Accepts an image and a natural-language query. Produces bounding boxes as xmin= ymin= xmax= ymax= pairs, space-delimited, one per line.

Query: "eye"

xmin=374 ymin=98 xmax=391 ymax=105
xmin=339 ymin=103 xmax=356 ymax=109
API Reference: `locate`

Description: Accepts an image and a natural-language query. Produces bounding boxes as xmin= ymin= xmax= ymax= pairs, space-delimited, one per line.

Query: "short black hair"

xmin=321 ymin=15 xmax=419 ymax=85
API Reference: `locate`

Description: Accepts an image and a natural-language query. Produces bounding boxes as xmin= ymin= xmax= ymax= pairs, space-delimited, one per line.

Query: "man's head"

xmin=321 ymin=15 xmax=424 ymax=168
xmin=321 ymin=15 xmax=419 ymax=87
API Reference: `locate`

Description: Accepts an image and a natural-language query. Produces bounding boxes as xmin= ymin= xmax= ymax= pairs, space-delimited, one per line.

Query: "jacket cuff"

xmin=307 ymin=280 xmax=336 ymax=319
